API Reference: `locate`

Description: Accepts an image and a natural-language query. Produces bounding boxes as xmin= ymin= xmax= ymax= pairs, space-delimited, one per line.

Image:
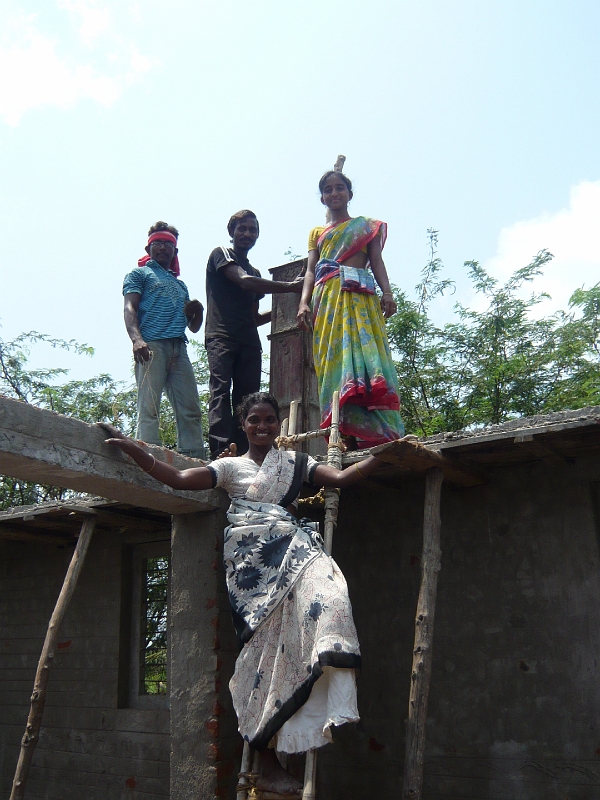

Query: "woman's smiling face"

xmin=320 ymin=173 xmax=352 ymax=210
xmin=243 ymin=402 xmax=280 ymax=446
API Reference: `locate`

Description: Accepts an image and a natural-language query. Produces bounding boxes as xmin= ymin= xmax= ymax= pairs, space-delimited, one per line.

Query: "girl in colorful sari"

xmin=297 ymin=171 xmax=404 ymax=447
xmin=101 ymin=392 xmax=386 ymax=796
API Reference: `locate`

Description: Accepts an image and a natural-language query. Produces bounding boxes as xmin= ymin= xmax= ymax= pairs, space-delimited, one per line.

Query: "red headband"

xmin=138 ymin=231 xmax=180 ymax=276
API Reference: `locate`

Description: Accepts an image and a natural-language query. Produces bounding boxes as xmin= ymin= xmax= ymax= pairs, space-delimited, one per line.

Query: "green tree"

xmin=386 ymin=236 xmax=600 ymax=435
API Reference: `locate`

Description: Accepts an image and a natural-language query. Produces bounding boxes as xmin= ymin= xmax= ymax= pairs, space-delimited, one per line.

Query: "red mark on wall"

xmin=369 ymin=737 xmax=385 ymax=752
xmin=595 ymin=746 xmax=600 ymax=758
xmin=125 ymin=777 xmax=137 ymax=789
xmin=205 ymin=598 xmax=217 ymax=609
xmin=208 ymin=743 xmax=219 ymax=761
xmin=57 ymin=640 xmax=72 ymax=649
xmin=410 ymin=555 xmax=420 ymax=567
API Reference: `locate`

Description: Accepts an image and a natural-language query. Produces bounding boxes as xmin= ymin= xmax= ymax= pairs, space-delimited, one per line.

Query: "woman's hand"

xmin=380 ymin=292 xmax=397 ymax=319
xmin=296 ymin=302 xmax=311 ymax=330
xmin=97 ymin=423 xmax=141 ymax=457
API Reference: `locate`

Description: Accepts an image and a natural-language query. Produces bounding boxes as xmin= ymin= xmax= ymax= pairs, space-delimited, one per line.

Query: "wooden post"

xmin=10 ymin=515 xmax=96 ymax=800
xmin=302 ymin=748 xmax=318 ymax=800
xmin=325 ymin=155 xmax=346 ymax=223
xmin=323 ymin=390 xmax=341 ymax=555
xmin=402 ymin=468 xmax=443 ymax=799
xmin=288 ymin=400 xmax=299 ymax=447
xmin=301 ymin=391 xmax=341 ymax=800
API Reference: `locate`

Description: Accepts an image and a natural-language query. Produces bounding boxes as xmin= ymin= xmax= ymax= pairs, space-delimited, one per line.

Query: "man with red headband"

xmin=123 ymin=221 xmax=205 ymax=459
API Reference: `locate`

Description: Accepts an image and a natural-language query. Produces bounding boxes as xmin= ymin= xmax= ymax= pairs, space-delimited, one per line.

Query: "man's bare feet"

xmin=256 ymin=748 xmax=302 ymax=795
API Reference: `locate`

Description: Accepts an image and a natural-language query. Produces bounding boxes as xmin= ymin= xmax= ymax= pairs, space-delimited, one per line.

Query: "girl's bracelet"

xmin=143 ymin=454 xmax=157 ymax=475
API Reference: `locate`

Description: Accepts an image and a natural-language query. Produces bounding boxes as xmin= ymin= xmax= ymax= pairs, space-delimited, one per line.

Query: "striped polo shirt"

xmin=123 ymin=261 xmax=190 ymax=342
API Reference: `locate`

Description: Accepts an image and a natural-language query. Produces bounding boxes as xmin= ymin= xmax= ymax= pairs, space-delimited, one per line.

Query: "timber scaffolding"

xmin=2 ymin=396 xmax=600 ymax=798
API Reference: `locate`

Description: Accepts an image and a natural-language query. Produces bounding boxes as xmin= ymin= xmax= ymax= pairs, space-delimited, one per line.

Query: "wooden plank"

xmin=371 ymin=439 xmax=485 ymax=487
xmin=0 ymin=395 xmax=219 ymax=514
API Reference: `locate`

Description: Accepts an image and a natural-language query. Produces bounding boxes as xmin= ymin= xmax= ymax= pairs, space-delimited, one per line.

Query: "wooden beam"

xmin=371 ymin=438 xmax=485 ymax=487
xmin=0 ymin=396 xmax=219 ymax=514
xmin=0 ymin=524 xmax=72 ymax=546
xmin=403 ymin=468 xmax=443 ymax=800
xmin=513 ymin=433 xmax=566 ymax=465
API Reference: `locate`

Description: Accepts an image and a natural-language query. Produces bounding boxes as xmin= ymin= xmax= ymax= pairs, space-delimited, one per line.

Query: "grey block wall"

xmin=0 ymin=529 xmax=170 ymax=800
xmin=314 ymin=457 xmax=600 ymax=799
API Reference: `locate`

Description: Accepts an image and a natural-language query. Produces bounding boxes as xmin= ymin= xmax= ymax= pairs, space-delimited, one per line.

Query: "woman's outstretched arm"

xmin=312 ymin=455 xmax=384 ymax=488
xmin=98 ymin=423 xmax=214 ymax=491
xmin=296 ymin=249 xmax=319 ymax=330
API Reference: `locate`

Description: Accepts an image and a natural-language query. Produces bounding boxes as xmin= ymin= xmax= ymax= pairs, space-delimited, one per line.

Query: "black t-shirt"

xmin=205 ymin=246 xmax=263 ymax=347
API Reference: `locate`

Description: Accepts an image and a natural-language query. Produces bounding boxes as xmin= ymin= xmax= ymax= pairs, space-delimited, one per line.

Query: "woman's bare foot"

xmin=256 ymin=748 xmax=302 ymax=795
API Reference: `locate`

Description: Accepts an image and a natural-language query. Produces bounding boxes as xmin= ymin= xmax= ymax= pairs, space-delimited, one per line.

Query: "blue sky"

xmin=1 ymin=0 xmax=599 ymax=385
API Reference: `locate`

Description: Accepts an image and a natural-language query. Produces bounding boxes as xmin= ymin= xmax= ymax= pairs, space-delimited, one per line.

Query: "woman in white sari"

xmin=101 ymin=392 xmax=385 ymax=796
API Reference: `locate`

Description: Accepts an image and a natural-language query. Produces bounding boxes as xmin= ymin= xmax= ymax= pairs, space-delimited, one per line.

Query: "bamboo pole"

xmin=10 ymin=516 xmax=96 ymax=800
xmin=323 ymin=391 xmax=341 ymax=555
xmin=402 ymin=468 xmax=443 ymax=800
xmin=302 ymin=748 xmax=318 ymax=800
xmin=279 ymin=418 xmax=289 ymax=450
xmin=325 ymin=156 xmax=346 ymax=223
xmin=276 ymin=427 xmax=331 ymax=449
xmin=236 ymin=741 xmax=253 ymax=800
xmin=288 ymin=401 xmax=298 ymax=447
xmin=301 ymin=391 xmax=341 ymax=800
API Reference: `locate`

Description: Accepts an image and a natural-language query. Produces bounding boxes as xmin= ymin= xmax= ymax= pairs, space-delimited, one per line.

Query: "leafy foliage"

xmin=387 ymin=232 xmax=600 ymax=435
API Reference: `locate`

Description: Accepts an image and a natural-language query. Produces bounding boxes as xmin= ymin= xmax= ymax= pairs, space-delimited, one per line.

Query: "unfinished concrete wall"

xmin=169 ymin=497 xmax=240 ymax=800
xmin=314 ymin=456 xmax=600 ymax=799
xmin=0 ymin=528 xmax=170 ymax=800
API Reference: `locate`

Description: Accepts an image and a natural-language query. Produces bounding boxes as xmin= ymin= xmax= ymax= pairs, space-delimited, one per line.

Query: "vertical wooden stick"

xmin=402 ymin=468 xmax=443 ymax=800
xmin=10 ymin=516 xmax=96 ymax=800
xmin=325 ymin=155 xmax=347 ymax=222
xmin=279 ymin=418 xmax=289 ymax=449
xmin=302 ymin=748 xmax=318 ymax=800
xmin=288 ymin=400 xmax=299 ymax=442
xmin=236 ymin=741 xmax=252 ymax=800
xmin=301 ymin=391 xmax=341 ymax=800
xmin=323 ymin=390 xmax=341 ymax=555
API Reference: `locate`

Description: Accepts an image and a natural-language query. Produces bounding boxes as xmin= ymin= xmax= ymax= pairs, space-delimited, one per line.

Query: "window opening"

xmin=139 ymin=556 xmax=169 ymax=696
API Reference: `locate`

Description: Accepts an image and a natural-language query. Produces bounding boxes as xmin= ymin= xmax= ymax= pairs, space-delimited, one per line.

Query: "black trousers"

xmin=205 ymin=337 xmax=262 ymax=457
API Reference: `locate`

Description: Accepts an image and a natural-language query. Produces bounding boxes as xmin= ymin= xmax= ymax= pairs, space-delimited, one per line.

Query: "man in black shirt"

xmin=205 ymin=210 xmax=303 ymax=457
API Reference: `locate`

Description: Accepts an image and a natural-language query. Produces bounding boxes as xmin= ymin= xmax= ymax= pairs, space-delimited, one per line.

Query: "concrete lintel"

xmin=0 ymin=396 xmax=219 ymax=514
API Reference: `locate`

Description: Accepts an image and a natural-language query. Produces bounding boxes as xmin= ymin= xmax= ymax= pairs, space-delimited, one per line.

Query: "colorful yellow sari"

xmin=311 ymin=216 xmax=404 ymax=446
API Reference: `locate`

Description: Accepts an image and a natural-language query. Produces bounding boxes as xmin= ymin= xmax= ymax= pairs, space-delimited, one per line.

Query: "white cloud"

xmin=58 ymin=0 xmax=111 ymax=44
xmin=485 ymin=181 xmax=600 ymax=314
xmin=0 ymin=4 xmax=154 ymax=126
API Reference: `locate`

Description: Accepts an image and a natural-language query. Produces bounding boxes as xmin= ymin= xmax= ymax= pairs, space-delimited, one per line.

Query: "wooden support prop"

xmin=236 ymin=740 xmax=253 ymax=800
xmin=288 ymin=400 xmax=299 ymax=447
xmin=402 ymin=468 xmax=443 ymax=799
xmin=10 ymin=515 xmax=96 ymax=800
xmin=302 ymin=748 xmax=318 ymax=800
xmin=279 ymin=418 xmax=290 ymax=450
xmin=325 ymin=155 xmax=346 ymax=223
xmin=323 ymin=390 xmax=341 ymax=555
xmin=300 ymin=391 xmax=342 ymax=800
